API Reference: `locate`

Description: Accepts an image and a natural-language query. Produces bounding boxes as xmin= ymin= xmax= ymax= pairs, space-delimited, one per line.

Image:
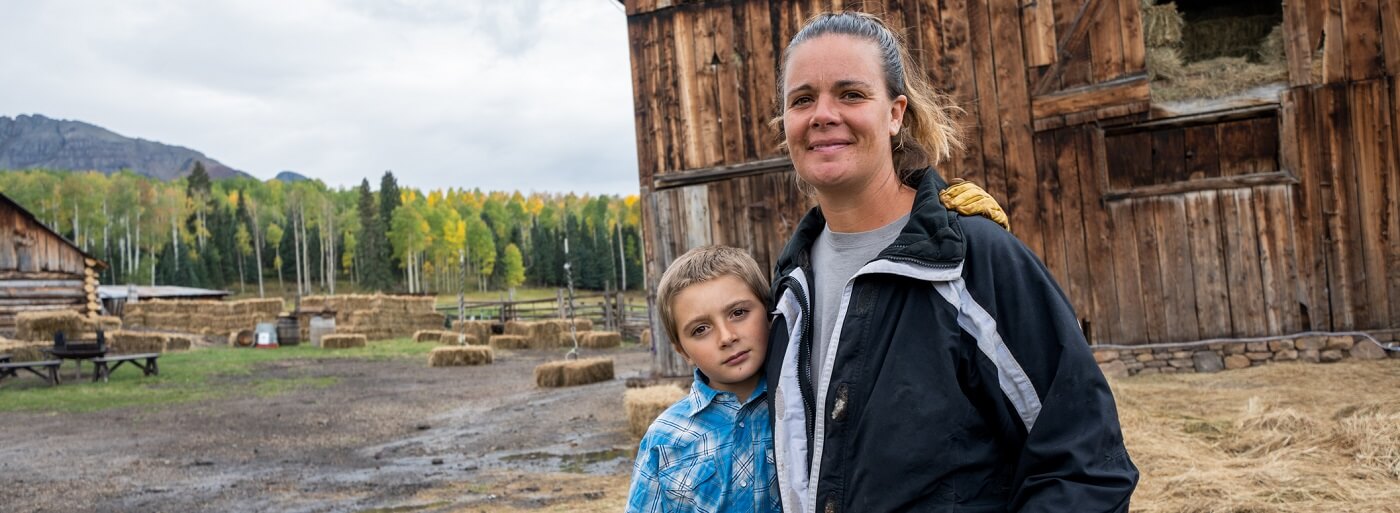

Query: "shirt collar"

xmin=686 ymin=368 xmax=767 ymax=417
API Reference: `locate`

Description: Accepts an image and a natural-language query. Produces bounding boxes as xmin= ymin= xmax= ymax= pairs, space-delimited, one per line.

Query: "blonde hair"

xmin=655 ymin=245 xmax=771 ymax=349
xmin=773 ymin=11 xmax=964 ymax=189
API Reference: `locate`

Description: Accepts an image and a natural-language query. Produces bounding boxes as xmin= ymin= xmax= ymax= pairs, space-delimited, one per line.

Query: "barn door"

xmin=1022 ymin=0 xmax=1151 ymax=132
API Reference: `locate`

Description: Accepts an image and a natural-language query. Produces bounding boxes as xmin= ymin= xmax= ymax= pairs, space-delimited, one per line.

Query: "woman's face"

xmin=782 ymin=34 xmax=907 ymax=194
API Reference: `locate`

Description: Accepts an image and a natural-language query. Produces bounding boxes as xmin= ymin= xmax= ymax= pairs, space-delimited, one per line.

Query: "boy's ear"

xmin=671 ymin=341 xmax=692 ymax=363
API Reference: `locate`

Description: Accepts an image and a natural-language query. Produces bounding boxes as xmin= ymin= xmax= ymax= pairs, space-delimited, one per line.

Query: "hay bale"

xmin=428 ymin=346 xmax=494 ymax=367
xmin=228 ymin=329 xmax=256 ymax=348
xmin=0 ymin=337 xmax=51 ymax=362
xmin=579 ymin=331 xmax=622 ymax=349
xmin=1256 ymin=23 xmax=1285 ymax=66
xmin=489 ymin=335 xmax=530 ymax=350
xmin=534 ymin=357 xmax=614 ymax=388
xmin=321 ymin=334 xmax=367 ymax=349
xmin=414 ymin=330 xmax=446 ymax=343
xmin=452 ymin=320 xmax=495 ymax=345
xmin=438 ymin=332 xmax=479 ymax=345
xmin=163 ymin=334 xmax=195 ymax=352
xmin=15 ymin=310 xmax=86 ymax=341
xmin=625 ymin=385 xmax=688 ymax=439
xmin=109 ymin=330 xmax=168 ymax=354
xmin=1181 ymin=14 xmax=1280 ymax=62
xmin=1142 ymin=1 xmax=1184 ymax=47
xmin=1147 ymin=46 xmax=1185 ymax=81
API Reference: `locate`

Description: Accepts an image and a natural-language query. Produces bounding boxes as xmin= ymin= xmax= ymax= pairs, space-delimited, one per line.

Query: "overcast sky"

xmin=0 ymin=0 xmax=641 ymax=196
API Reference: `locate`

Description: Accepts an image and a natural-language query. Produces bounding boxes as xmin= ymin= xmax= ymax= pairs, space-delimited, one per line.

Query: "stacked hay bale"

xmin=414 ymin=329 xmax=452 ymax=343
xmin=625 ymin=384 xmax=688 ymax=438
xmin=299 ymin=294 xmax=444 ymax=342
xmin=124 ymin=299 xmax=282 ymax=337
xmin=489 ymin=335 xmax=530 ymax=350
xmin=503 ymin=319 xmax=595 ymax=349
xmin=0 ymin=336 xmax=50 ymax=362
xmin=108 ymin=330 xmax=195 ymax=354
xmin=579 ymin=331 xmax=622 ymax=349
xmin=321 ymin=334 xmax=367 ymax=349
xmin=438 ymin=332 xmax=478 ymax=345
xmin=534 ymin=358 xmax=614 ymax=388
xmin=15 ymin=310 xmax=87 ymax=341
xmin=428 ymin=346 xmax=493 ymax=367
xmin=1142 ymin=0 xmax=1186 ymax=81
xmin=452 ymin=320 xmax=495 ymax=346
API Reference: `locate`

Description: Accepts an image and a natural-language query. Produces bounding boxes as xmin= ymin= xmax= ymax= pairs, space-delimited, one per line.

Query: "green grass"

xmin=0 ymin=338 xmax=431 ymax=414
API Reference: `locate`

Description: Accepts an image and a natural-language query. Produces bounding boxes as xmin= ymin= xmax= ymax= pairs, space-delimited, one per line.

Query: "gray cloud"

xmin=0 ymin=0 xmax=640 ymax=196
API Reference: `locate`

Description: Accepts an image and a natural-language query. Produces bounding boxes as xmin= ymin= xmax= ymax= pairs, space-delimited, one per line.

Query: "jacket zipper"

xmin=777 ymin=273 xmax=817 ymax=467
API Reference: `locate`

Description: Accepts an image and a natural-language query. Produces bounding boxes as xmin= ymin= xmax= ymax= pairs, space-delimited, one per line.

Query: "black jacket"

xmin=764 ymin=170 xmax=1137 ymax=513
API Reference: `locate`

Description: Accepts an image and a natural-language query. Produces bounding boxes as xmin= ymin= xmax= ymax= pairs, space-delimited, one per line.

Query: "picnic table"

xmin=43 ymin=332 xmax=108 ymax=380
xmin=90 ymin=353 xmax=160 ymax=383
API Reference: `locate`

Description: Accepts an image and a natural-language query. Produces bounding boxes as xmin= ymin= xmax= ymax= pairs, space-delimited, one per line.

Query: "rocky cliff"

xmin=0 ymin=114 xmax=249 ymax=180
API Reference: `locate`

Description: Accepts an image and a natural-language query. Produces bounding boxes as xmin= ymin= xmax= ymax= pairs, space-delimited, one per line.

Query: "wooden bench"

xmin=91 ymin=353 xmax=161 ymax=383
xmin=0 ymin=360 xmax=63 ymax=386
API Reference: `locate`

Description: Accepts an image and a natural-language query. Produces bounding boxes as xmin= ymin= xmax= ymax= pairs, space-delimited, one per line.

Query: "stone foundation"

xmin=1094 ymin=331 xmax=1399 ymax=378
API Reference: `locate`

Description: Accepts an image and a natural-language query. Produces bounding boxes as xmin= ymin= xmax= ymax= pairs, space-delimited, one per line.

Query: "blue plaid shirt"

xmin=626 ymin=370 xmax=780 ymax=513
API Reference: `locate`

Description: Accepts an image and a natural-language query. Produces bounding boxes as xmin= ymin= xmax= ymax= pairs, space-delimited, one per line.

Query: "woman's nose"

xmin=810 ymin=95 xmax=838 ymax=127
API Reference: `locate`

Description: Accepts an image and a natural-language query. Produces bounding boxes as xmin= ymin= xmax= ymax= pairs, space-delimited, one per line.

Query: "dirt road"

xmin=0 ymin=346 xmax=653 ymax=513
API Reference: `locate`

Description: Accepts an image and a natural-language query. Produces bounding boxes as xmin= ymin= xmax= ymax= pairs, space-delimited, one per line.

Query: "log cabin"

xmin=0 ymin=192 xmax=108 ymax=335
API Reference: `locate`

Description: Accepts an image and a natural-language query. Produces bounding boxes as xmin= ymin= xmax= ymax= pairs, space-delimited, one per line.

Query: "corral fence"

xmin=438 ymin=290 xmax=649 ymax=340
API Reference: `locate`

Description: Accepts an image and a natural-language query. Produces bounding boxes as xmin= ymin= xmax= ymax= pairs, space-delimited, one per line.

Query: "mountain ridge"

xmin=0 ymin=114 xmax=252 ymax=181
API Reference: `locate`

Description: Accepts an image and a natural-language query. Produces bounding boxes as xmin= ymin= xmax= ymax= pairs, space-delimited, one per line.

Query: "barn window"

xmin=1142 ymin=0 xmax=1287 ymax=106
xmin=1099 ymin=106 xmax=1287 ymax=199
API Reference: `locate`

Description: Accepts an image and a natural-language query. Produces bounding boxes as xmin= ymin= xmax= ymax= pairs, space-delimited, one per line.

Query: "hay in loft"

xmin=1181 ymin=15 xmax=1280 ymax=62
xmin=489 ymin=335 xmax=530 ymax=350
xmin=321 ymin=334 xmax=367 ymax=349
xmin=534 ymin=358 xmax=614 ymax=388
xmin=1142 ymin=0 xmax=1287 ymax=103
xmin=624 ymin=384 xmax=687 ymax=439
xmin=1152 ymin=56 xmax=1288 ymax=102
xmin=428 ymin=346 xmax=493 ymax=367
xmin=1142 ymin=1 xmax=1184 ymax=47
xmin=579 ymin=331 xmax=622 ymax=349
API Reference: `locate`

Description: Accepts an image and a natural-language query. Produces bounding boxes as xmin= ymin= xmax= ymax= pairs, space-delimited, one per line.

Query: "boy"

xmin=626 ymin=245 xmax=780 ymax=513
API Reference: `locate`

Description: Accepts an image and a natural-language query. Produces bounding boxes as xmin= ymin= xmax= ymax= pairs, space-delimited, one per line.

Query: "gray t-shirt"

xmin=810 ymin=214 xmax=908 ymax=386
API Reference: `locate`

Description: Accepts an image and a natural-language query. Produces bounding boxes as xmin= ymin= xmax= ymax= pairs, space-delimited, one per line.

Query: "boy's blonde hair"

xmin=656 ymin=245 xmax=772 ymax=350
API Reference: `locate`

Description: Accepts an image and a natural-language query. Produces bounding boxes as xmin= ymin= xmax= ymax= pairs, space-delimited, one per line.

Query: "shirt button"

xmin=739 ymin=421 xmax=745 ymax=428
xmin=741 ymin=480 xmax=749 ymax=488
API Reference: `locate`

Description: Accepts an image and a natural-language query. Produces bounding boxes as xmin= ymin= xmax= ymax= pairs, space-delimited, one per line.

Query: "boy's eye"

xmin=690 ymin=325 xmax=709 ymax=337
xmin=731 ymin=308 xmax=749 ymax=319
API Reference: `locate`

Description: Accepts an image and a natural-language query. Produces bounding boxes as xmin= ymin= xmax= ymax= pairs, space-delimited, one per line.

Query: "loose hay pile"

xmin=624 ymin=384 xmax=688 ymax=439
xmin=320 ymin=334 xmax=367 ymax=349
xmin=579 ymin=331 xmax=622 ymax=349
xmin=534 ymin=358 xmax=614 ymax=388
xmin=489 ymin=335 xmax=530 ymax=350
xmin=124 ymin=299 xmax=282 ymax=336
xmin=427 ymin=346 xmax=493 ymax=367
xmin=299 ymin=294 xmax=444 ymax=342
xmin=1117 ymin=361 xmax=1400 ymax=512
xmin=1141 ymin=0 xmax=1287 ymax=101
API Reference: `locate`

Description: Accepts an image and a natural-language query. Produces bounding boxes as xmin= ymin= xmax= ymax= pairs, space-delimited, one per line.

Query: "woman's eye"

xmin=841 ymin=91 xmax=865 ymax=100
xmin=790 ymin=96 xmax=812 ymax=106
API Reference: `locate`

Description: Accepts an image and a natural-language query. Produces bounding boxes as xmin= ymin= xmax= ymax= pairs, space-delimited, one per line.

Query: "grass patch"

xmin=0 ymin=338 xmax=429 ymax=414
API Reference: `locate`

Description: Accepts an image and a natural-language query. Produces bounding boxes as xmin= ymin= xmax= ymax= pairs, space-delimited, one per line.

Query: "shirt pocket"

xmin=657 ymin=446 xmax=723 ymax=512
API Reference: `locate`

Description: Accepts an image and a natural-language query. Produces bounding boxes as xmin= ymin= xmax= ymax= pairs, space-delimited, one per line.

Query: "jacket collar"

xmin=772 ymin=168 xmax=965 ymax=289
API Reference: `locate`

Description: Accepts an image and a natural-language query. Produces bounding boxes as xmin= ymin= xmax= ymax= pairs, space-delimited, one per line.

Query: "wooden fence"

xmin=437 ymin=290 xmax=650 ymax=339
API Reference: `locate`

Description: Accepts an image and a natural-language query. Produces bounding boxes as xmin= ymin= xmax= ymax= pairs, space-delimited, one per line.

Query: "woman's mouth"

xmin=808 ymin=141 xmax=851 ymax=152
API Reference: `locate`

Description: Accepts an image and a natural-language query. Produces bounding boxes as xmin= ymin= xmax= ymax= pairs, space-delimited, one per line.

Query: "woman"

xmin=763 ymin=12 xmax=1138 ymax=513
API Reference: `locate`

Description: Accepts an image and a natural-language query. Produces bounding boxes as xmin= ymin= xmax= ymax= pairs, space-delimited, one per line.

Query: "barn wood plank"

xmin=1384 ymin=0 xmax=1400 ymax=76
xmin=1386 ymin=77 xmax=1400 ymax=325
xmin=1251 ymin=185 xmax=1286 ymax=333
xmin=1030 ymin=75 xmax=1149 ymax=120
xmin=691 ymin=9 xmax=724 ymax=169
xmin=1033 ymin=0 xmax=1104 ymax=95
xmin=1285 ymin=87 xmax=1329 ymax=330
xmin=1217 ymin=120 xmax=1256 ymax=177
xmin=1323 ymin=0 xmax=1346 ymax=84
xmin=1250 ymin=116 xmax=1281 ymax=174
xmin=1265 ymin=185 xmax=1305 ymax=333
xmin=1220 ymin=189 xmax=1267 ymax=337
xmin=1080 ymin=129 xmax=1118 ymax=344
xmin=1283 ymin=0 xmax=1317 ymax=85
xmin=673 ymin=9 xmax=703 ymax=170
xmin=1022 ymin=0 xmax=1058 ymax=67
xmin=659 ymin=14 xmax=684 ymax=176
xmin=1088 ymin=0 xmax=1124 ymax=83
xmin=1104 ymin=131 xmax=1148 ymax=191
xmin=1350 ymin=81 xmax=1391 ymax=327
xmin=967 ymin=0 xmax=1009 ymax=202
xmin=938 ymin=0 xmax=987 ymax=184
xmin=1333 ymin=83 xmax=1369 ymax=328
xmin=742 ymin=0 xmax=779 ymax=160
xmin=1117 ymin=0 xmax=1144 ymax=73
xmin=1317 ymin=84 xmax=1355 ymax=328
xmin=628 ymin=17 xmax=657 ymax=187
xmin=1151 ymin=127 xmax=1187 ymax=186
xmin=1184 ymin=191 xmax=1232 ymax=338
xmin=1341 ymin=0 xmax=1384 ymax=81
xmin=1106 ymin=200 xmax=1146 ymax=344
xmin=1055 ymin=129 xmax=1092 ymax=325
xmin=989 ymin=0 xmax=1043 ymax=258
xmin=1035 ymin=132 xmax=1069 ymax=289
xmin=1184 ymin=124 xmax=1221 ymax=180
xmin=1131 ymin=199 xmax=1167 ymax=343
xmin=711 ymin=5 xmax=746 ymax=165
xmin=1159 ymin=196 xmax=1200 ymax=341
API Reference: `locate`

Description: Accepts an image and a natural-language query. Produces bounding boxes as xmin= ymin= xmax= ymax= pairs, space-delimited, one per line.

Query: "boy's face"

xmin=671 ymin=274 xmax=769 ymax=401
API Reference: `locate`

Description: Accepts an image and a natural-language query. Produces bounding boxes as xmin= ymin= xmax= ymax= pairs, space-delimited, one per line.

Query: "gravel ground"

xmin=0 ymin=345 xmax=654 ymax=513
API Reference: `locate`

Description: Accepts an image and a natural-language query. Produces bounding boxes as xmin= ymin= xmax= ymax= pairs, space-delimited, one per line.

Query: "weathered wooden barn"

xmin=622 ymin=0 xmax=1400 ymax=375
xmin=0 ymin=192 xmax=107 ymax=335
